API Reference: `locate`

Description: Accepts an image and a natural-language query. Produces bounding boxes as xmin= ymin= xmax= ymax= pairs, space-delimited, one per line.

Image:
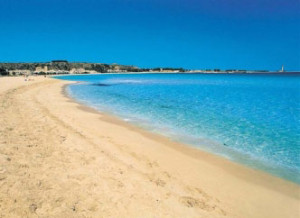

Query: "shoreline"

xmin=61 ymin=75 xmax=299 ymax=184
xmin=0 ymin=76 xmax=299 ymax=217
xmin=53 ymin=71 xmax=300 ymax=77
xmin=62 ymin=79 xmax=299 ymax=189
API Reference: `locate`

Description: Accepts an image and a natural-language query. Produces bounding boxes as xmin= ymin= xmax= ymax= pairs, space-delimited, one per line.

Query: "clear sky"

xmin=0 ymin=0 xmax=299 ymax=71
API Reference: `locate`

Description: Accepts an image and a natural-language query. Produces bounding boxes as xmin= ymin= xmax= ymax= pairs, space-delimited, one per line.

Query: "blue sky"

xmin=0 ymin=0 xmax=299 ymax=71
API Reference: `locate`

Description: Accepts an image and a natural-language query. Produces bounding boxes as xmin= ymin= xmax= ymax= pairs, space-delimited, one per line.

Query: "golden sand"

xmin=0 ymin=76 xmax=299 ymax=217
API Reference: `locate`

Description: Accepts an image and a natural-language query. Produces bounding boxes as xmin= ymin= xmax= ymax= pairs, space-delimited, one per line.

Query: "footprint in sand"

xmin=179 ymin=196 xmax=212 ymax=210
xmin=179 ymin=196 xmax=227 ymax=216
xmin=148 ymin=176 xmax=166 ymax=187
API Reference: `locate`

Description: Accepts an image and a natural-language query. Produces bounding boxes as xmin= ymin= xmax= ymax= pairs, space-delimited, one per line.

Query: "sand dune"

xmin=0 ymin=76 xmax=299 ymax=217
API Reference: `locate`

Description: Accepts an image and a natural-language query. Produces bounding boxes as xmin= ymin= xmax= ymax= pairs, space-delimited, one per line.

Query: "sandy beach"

xmin=0 ymin=76 xmax=299 ymax=218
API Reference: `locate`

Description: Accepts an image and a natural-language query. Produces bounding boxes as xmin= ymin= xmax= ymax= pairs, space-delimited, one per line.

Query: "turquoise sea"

xmin=55 ymin=73 xmax=300 ymax=183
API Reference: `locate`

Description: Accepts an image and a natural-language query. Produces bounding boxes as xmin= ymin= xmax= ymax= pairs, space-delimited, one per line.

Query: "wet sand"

xmin=0 ymin=76 xmax=299 ymax=217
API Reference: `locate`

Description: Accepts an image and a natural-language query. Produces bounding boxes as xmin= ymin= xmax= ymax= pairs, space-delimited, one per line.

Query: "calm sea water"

xmin=55 ymin=73 xmax=300 ymax=183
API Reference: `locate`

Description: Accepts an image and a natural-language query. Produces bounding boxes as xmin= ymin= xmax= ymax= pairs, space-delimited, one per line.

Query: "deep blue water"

xmin=55 ymin=73 xmax=300 ymax=183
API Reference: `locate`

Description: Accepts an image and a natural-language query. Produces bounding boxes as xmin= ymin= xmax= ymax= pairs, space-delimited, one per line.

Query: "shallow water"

xmin=55 ymin=73 xmax=300 ymax=183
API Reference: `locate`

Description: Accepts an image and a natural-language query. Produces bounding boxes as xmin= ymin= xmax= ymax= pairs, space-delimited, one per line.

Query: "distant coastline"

xmin=1 ymin=60 xmax=297 ymax=76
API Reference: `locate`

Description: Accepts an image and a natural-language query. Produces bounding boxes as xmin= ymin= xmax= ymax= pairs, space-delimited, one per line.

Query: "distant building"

xmin=70 ymin=68 xmax=86 ymax=74
xmin=107 ymin=69 xmax=128 ymax=73
xmin=35 ymin=66 xmax=48 ymax=73
xmin=85 ymin=70 xmax=98 ymax=74
xmin=51 ymin=60 xmax=68 ymax=64
xmin=8 ymin=69 xmax=31 ymax=76
xmin=107 ymin=64 xmax=128 ymax=73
